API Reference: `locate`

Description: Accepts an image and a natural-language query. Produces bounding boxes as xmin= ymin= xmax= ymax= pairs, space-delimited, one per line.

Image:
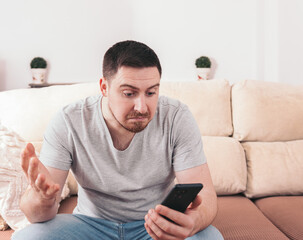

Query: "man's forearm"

xmin=194 ymin=191 xmax=218 ymax=233
xmin=20 ymin=186 xmax=59 ymax=223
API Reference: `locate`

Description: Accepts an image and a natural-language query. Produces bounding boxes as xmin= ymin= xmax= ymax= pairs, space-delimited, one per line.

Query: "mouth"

xmin=129 ymin=117 xmax=148 ymax=121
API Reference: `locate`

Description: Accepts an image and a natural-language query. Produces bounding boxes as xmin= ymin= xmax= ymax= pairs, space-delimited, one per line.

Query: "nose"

xmin=134 ymin=95 xmax=147 ymax=113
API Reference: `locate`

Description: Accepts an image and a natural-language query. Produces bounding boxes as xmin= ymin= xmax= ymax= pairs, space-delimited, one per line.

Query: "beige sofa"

xmin=0 ymin=79 xmax=302 ymax=240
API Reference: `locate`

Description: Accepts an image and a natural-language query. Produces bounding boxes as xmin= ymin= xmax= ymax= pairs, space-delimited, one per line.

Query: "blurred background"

xmin=0 ymin=0 xmax=302 ymax=91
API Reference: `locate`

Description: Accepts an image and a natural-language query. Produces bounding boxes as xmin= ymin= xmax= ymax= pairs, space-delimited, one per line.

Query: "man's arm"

xmin=175 ymin=163 xmax=217 ymax=232
xmin=20 ymin=143 xmax=69 ymax=223
xmin=145 ymin=163 xmax=217 ymax=239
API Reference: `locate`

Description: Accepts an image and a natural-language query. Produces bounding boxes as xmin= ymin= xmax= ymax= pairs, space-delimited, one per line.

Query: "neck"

xmin=101 ymin=97 xmax=135 ymax=150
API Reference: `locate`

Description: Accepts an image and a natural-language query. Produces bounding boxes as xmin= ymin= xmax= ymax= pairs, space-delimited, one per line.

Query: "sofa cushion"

xmin=213 ymin=195 xmax=289 ymax=240
xmin=0 ymin=123 xmax=30 ymax=231
xmin=160 ymin=80 xmax=233 ymax=136
xmin=254 ymin=196 xmax=303 ymax=240
xmin=57 ymin=196 xmax=78 ymax=214
xmin=242 ymin=140 xmax=303 ymax=198
xmin=0 ymin=229 xmax=13 ymax=240
xmin=0 ymin=82 xmax=100 ymax=142
xmin=232 ymin=80 xmax=303 ymax=141
xmin=0 ymin=215 xmax=9 ymax=231
xmin=202 ymin=136 xmax=246 ymax=195
xmin=0 ymin=123 xmax=71 ymax=231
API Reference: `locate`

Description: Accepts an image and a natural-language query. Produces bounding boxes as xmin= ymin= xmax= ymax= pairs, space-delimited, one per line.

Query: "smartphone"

xmin=160 ymin=183 xmax=203 ymax=221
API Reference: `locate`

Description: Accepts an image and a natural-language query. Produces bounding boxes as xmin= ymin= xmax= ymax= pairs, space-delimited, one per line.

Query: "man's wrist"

xmin=191 ymin=206 xmax=208 ymax=235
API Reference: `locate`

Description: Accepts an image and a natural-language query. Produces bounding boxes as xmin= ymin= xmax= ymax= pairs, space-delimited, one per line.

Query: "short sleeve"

xmin=39 ymin=110 xmax=73 ymax=171
xmin=171 ymin=105 xmax=206 ymax=172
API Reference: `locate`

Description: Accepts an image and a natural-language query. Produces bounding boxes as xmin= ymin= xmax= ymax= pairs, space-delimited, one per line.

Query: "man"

xmin=13 ymin=40 xmax=223 ymax=240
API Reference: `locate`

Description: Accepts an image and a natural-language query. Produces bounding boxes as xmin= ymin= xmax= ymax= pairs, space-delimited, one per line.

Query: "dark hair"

xmin=102 ymin=40 xmax=162 ymax=80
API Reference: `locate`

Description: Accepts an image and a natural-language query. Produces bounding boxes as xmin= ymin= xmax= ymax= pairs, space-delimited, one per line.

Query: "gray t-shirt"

xmin=40 ymin=95 xmax=206 ymax=223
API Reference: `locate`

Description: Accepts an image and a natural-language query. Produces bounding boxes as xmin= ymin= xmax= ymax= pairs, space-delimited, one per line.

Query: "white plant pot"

xmin=31 ymin=68 xmax=47 ymax=84
xmin=196 ymin=68 xmax=211 ymax=80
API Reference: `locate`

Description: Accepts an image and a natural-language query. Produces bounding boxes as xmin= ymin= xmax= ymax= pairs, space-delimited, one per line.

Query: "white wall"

xmin=0 ymin=0 xmax=302 ymax=91
xmin=278 ymin=0 xmax=303 ymax=84
xmin=130 ymin=0 xmax=257 ymax=83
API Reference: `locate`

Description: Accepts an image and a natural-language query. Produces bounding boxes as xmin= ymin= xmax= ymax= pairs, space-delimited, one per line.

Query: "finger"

xmin=44 ymin=183 xmax=60 ymax=199
xmin=155 ymin=205 xmax=186 ymax=226
xmin=144 ymin=222 xmax=158 ymax=240
xmin=149 ymin=208 xmax=185 ymax=238
xmin=35 ymin=171 xmax=60 ymax=200
xmin=146 ymin=210 xmax=177 ymax=240
xmin=21 ymin=143 xmax=37 ymax=174
xmin=28 ymin=157 xmax=39 ymax=187
xmin=35 ymin=173 xmax=48 ymax=192
xmin=21 ymin=150 xmax=30 ymax=177
xmin=24 ymin=143 xmax=37 ymax=158
xmin=188 ymin=194 xmax=202 ymax=209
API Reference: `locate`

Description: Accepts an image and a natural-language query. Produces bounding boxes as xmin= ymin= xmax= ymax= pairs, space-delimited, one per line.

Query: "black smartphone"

xmin=160 ymin=183 xmax=203 ymax=221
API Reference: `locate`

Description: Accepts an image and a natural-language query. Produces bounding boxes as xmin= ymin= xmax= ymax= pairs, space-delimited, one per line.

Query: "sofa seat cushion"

xmin=202 ymin=136 xmax=246 ymax=195
xmin=57 ymin=196 xmax=78 ymax=214
xmin=212 ymin=195 xmax=289 ymax=240
xmin=232 ymin=80 xmax=303 ymax=141
xmin=0 ymin=229 xmax=13 ymax=240
xmin=255 ymin=196 xmax=303 ymax=240
xmin=242 ymin=140 xmax=303 ymax=198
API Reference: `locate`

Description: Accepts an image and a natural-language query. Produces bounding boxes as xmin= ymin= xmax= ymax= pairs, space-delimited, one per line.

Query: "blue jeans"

xmin=12 ymin=214 xmax=223 ymax=240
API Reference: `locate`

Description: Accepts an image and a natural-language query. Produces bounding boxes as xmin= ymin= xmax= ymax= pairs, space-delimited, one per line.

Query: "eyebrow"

xmin=120 ymin=83 xmax=160 ymax=90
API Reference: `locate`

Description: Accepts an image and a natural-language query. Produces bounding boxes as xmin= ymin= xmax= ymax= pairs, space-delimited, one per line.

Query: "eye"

xmin=146 ymin=91 xmax=156 ymax=96
xmin=123 ymin=91 xmax=136 ymax=97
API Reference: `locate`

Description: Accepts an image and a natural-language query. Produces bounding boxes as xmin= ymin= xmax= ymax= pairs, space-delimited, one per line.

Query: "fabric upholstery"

xmin=232 ymin=80 xmax=303 ymax=141
xmin=255 ymin=196 xmax=303 ymax=240
xmin=57 ymin=196 xmax=78 ymax=214
xmin=0 ymin=215 xmax=9 ymax=231
xmin=0 ymin=122 xmax=30 ymax=231
xmin=242 ymin=140 xmax=303 ymax=198
xmin=0 ymin=123 xmax=70 ymax=231
xmin=160 ymin=80 xmax=233 ymax=136
xmin=0 ymin=229 xmax=13 ymax=240
xmin=0 ymin=82 xmax=100 ymax=142
xmin=202 ymin=136 xmax=246 ymax=195
xmin=66 ymin=171 xmax=78 ymax=196
xmin=212 ymin=195 xmax=289 ymax=240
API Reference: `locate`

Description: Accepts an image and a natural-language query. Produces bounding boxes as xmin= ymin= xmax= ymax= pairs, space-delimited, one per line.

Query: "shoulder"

xmin=157 ymin=95 xmax=188 ymax=113
xmin=61 ymin=95 xmax=101 ymax=115
xmin=49 ymin=95 xmax=101 ymax=127
xmin=157 ymin=96 xmax=191 ymax=123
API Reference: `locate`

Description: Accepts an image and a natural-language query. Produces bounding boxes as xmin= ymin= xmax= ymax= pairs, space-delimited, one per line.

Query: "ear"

xmin=99 ymin=77 xmax=108 ymax=97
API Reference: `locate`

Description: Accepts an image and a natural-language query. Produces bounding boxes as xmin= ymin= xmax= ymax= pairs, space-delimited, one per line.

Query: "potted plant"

xmin=195 ymin=56 xmax=211 ymax=80
xmin=30 ymin=57 xmax=47 ymax=84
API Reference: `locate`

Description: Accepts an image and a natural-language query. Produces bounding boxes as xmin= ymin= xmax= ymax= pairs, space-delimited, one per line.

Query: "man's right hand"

xmin=21 ymin=143 xmax=60 ymax=204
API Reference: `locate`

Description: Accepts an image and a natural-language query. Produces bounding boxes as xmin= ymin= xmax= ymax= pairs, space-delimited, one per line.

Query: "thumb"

xmin=188 ymin=194 xmax=202 ymax=209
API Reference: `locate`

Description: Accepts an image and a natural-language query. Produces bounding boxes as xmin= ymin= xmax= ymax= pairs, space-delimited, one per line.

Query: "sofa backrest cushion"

xmin=232 ymin=80 xmax=303 ymax=141
xmin=243 ymin=140 xmax=303 ymax=198
xmin=0 ymin=80 xmax=233 ymax=142
xmin=160 ymin=80 xmax=233 ymax=136
xmin=0 ymin=82 xmax=100 ymax=142
xmin=202 ymin=136 xmax=246 ymax=195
